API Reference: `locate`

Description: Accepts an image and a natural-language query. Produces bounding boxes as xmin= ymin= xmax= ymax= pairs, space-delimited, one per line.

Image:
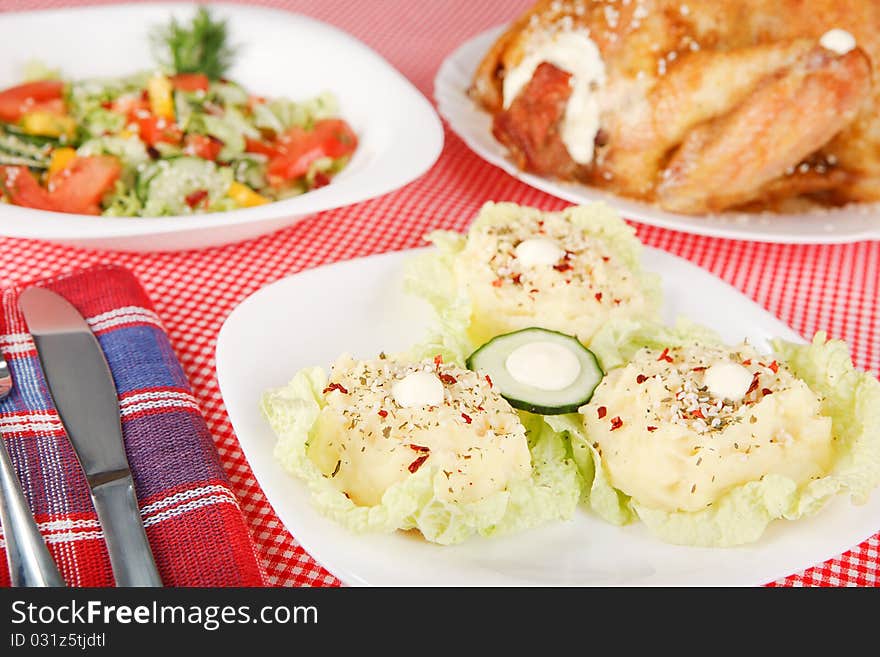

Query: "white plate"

xmin=435 ymin=28 xmax=880 ymax=244
xmin=216 ymin=247 xmax=880 ymax=586
xmin=0 ymin=3 xmax=443 ymax=252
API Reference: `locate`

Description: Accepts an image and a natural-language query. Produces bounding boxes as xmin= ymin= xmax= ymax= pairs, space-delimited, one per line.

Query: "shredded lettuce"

xmin=138 ymin=156 xmax=233 ymax=216
xmin=102 ymin=181 xmax=143 ymax=217
xmin=67 ymin=73 xmax=150 ymax=116
xmin=261 ymin=363 xmax=582 ymax=545
xmin=228 ymin=154 xmax=268 ymax=190
xmin=77 ymin=108 xmax=127 ymax=140
xmin=209 ymin=81 xmax=248 ymax=107
xmin=252 ymin=92 xmax=338 ymax=134
xmin=190 ymin=108 xmax=258 ymax=160
xmin=572 ymin=323 xmax=880 ymax=546
xmin=21 ymin=59 xmax=60 ymax=82
xmin=77 ymin=135 xmax=149 ymax=172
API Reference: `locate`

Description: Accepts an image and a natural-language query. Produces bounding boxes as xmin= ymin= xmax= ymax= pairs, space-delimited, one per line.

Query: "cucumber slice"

xmin=466 ymin=327 xmax=603 ymax=415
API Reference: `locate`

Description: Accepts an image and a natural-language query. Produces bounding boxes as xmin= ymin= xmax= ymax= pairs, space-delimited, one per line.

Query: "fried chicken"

xmin=471 ymin=0 xmax=879 ymax=214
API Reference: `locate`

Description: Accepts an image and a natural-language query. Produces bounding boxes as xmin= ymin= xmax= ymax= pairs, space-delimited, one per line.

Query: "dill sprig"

xmin=151 ymin=7 xmax=236 ymax=80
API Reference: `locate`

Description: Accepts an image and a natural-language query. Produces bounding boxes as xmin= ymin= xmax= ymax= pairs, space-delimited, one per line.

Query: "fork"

xmin=0 ymin=353 xmax=65 ymax=586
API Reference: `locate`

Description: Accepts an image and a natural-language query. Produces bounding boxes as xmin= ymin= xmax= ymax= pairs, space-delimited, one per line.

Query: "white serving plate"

xmin=0 ymin=3 xmax=443 ymax=252
xmin=435 ymin=27 xmax=880 ymax=244
xmin=216 ymin=247 xmax=880 ymax=586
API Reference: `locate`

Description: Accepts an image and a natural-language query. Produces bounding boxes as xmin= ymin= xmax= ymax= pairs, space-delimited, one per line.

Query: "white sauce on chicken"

xmin=502 ymin=30 xmax=606 ymax=164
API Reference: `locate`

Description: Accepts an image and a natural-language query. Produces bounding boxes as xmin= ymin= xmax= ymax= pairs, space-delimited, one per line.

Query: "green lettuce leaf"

xmin=261 ymin=367 xmax=582 ymax=545
xmin=404 ymin=201 xmax=662 ymax=355
xmin=570 ymin=323 xmax=880 ymax=546
xmin=252 ymin=92 xmax=339 ymax=134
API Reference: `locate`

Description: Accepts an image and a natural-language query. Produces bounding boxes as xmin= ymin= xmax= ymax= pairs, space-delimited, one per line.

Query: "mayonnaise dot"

xmin=704 ymin=362 xmax=753 ymax=401
xmin=820 ymin=29 xmax=857 ymax=55
xmin=392 ymin=371 xmax=444 ymax=408
xmin=505 ymin=341 xmax=581 ymax=391
xmin=514 ymin=238 xmax=564 ymax=267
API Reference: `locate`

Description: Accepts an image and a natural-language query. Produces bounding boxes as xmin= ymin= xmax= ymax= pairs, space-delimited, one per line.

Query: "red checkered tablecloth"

xmin=0 ymin=0 xmax=877 ymax=587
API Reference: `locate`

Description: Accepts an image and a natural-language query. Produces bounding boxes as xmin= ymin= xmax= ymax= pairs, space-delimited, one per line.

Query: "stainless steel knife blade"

xmin=18 ymin=287 xmax=161 ymax=587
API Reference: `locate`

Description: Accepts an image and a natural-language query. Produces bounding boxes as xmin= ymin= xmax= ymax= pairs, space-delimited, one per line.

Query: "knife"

xmin=18 ymin=287 xmax=161 ymax=587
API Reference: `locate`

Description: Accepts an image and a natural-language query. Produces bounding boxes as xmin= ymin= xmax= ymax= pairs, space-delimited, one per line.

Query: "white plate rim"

xmin=434 ymin=26 xmax=880 ymax=245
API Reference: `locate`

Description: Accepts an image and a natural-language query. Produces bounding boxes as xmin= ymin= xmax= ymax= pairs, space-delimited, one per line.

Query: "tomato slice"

xmin=137 ymin=115 xmax=183 ymax=147
xmin=112 ymin=95 xmax=149 ymax=121
xmin=310 ymin=119 xmax=359 ymax=158
xmin=266 ymin=119 xmax=358 ymax=185
xmin=170 ymin=73 xmax=210 ymax=93
xmin=2 ymin=157 xmax=120 ymax=215
xmin=0 ymin=166 xmax=56 ymax=211
xmin=185 ymin=189 xmax=209 ymax=209
xmin=183 ymin=134 xmax=223 ymax=161
xmin=244 ymin=137 xmax=279 ymax=158
xmin=0 ymin=80 xmax=65 ymax=123
xmin=49 ymin=156 xmax=121 ymax=215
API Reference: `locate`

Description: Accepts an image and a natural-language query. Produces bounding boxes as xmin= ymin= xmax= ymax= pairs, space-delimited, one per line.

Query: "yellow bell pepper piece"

xmin=47 ymin=147 xmax=78 ymax=177
xmin=228 ymin=181 xmax=269 ymax=208
xmin=21 ymin=112 xmax=76 ymax=139
xmin=147 ymin=74 xmax=175 ymax=121
xmin=118 ymin=129 xmax=135 ymax=139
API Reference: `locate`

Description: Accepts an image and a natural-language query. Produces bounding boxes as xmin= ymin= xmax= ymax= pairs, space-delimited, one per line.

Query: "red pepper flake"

xmin=476 ymin=405 xmax=485 ymax=411
xmin=610 ymin=416 xmax=623 ymax=431
xmin=434 ymin=355 xmax=443 ymax=367
xmin=460 ymin=413 xmax=472 ymax=424
xmin=602 ymin=256 xmax=610 ymax=262
xmin=492 ymin=278 xmax=503 ymax=288
xmin=409 ymin=444 xmax=430 ymax=452
xmin=529 ymin=288 xmax=540 ymax=294
xmin=742 ymin=359 xmax=752 ymax=366
xmin=761 ymin=388 xmax=773 ymax=396
xmin=553 ymin=262 xmax=572 ymax=272
xmin=691 ymin=366 xmax=707 ymax=372
xmin=768 ymin=360 xmax=779 ymax=373
xmin=439 ymin=373 xmax=458 ymax=385
xmin=690 ymin=409 xmax=705 ymax=419
xmin=313 ymin=172 xmax=331 ymax=189
xmin=408 ymin=455 xmax=429 ymax=473
xmin=377 ymin=410 xmax=388 ymax=418
xmin=636 ymin=374 xmax=647 ymax=384
xmin=485 ymin=374 xmax=493 ymax=388
xmin=185 ymin=189 xmax=209 ymax=209
xmin=613 ymin=298 xmax=621 ymax=305
xmin=597 ymin=406 xmax=607 ymax=419
xmin=647 ymin=426 xmax=658 ymax=432
xmin=746 ymin=373 xmax=760 ymax=396
xmin=657 ymin=348 xmax=674 ymax=363
xmin=595 ymin=292 xmax=603 ymax=302
xmin=511 ymin=273 xmax=522 ymax=285
xmin=322 ymin=383 xmax=349 ymax=395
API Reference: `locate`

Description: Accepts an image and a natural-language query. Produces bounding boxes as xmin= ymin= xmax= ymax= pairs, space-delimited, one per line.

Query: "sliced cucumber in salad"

xmin=466 ymin=327 xmax=604 ymax=415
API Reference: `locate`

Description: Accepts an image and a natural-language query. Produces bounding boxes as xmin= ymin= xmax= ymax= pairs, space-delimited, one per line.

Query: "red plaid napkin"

xmin=0 ymin=265 xmax=264 ymax=587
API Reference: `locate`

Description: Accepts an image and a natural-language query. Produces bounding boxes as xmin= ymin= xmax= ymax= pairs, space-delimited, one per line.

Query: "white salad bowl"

xmin=0 ymin=3 xmax=443 ymax=252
